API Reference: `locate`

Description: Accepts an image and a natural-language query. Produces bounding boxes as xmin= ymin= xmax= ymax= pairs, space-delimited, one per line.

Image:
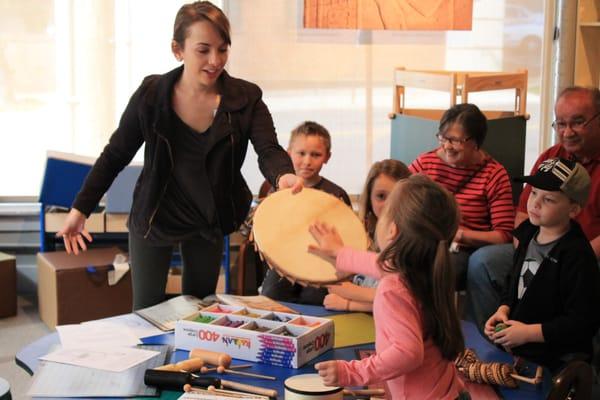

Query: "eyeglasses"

xmin=436 ymin=133 xmax=472 ymax=146
xmin=551 ymin=111 xmax=600 ymax=133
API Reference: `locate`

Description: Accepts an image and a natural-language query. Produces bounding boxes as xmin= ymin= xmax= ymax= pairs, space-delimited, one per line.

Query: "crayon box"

xmin=174 ymin=304 xmax=334 ymax=368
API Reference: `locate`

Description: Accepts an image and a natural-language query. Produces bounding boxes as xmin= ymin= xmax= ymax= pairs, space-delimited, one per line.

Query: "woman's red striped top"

xmin=409 ymin=150 xmax=514 ymax=241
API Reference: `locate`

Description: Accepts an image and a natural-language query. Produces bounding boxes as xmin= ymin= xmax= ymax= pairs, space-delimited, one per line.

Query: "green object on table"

xmin=495 ymin=323 xmax=508 ymax=333
xmin=194 ymin=315 xmax=216 ymax=324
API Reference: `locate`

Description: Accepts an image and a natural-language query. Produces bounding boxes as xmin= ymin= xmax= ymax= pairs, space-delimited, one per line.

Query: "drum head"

xmin=252 ymin=188 xmax=368 ymax=286
xmin=284 ymin=373 xmax=342 ymax=395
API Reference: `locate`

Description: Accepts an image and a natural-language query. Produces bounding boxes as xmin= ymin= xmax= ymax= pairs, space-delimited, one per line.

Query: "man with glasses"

xmin=466 ymin=87 xmax=600 ymax=335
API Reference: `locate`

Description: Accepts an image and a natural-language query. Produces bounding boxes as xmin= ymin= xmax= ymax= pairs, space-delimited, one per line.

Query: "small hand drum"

xmin=252 ymin=188 xmax=368 ymax=287
xmin=284 ymin=373 xmax=343 ymax=399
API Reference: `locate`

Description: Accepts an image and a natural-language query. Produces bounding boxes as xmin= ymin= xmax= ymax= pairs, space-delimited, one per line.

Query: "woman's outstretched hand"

xmin=56 ymin=208 xmax=93 ymax=254
xmin=277 ymin=173 xmax=303 ymax=194
xmin=308 ymin=221 xmax=344 ymax=263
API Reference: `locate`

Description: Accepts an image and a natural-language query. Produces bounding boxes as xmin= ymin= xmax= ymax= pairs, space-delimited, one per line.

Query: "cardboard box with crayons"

xmin=174 ymin=304 xmax=334 ymax=368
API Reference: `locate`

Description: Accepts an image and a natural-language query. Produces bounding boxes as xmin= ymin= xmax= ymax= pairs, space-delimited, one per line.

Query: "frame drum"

xmin=252 ymin=188 xmax=368 ymax=286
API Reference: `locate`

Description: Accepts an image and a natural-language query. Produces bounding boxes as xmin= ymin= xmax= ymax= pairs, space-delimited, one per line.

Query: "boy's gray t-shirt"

xmin=518 ymin=234 xmax=560 ymax=299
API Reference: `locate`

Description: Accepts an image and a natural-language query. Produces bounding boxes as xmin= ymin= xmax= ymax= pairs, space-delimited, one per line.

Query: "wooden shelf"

xmin=575 ymin=0 xmax=600 ymax=88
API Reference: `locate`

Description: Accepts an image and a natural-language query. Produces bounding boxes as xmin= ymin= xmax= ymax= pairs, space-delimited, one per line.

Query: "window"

xmin=1 ymin=0 xmax=543 ymax=197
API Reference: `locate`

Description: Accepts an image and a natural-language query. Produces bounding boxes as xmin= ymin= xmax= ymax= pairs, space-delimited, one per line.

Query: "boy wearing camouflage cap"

xmin=484 ymin=157 xmax=600 ymax=371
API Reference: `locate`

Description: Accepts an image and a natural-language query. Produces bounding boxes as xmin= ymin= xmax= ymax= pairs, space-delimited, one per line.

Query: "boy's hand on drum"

xmin=277 ymin=173 xmax=304 ymax=194
xmin=315 ymin=360 xmax=340 ymax=386
xmin=308 ymin=221 xmax=344 ymax=263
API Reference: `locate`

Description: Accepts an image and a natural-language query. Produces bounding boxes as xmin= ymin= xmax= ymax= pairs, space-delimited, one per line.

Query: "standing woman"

xmin=58 ymin=1 xmax=302 ymax=309
xmin=409 ymin=104 xmax=514 ymax=290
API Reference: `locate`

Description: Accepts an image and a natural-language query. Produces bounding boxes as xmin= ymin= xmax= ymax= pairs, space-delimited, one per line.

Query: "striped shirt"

xmin=409 ymin=150 xmax=515 ymax=241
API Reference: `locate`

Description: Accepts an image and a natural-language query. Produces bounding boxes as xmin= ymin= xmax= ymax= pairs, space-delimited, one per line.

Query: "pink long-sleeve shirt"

xmin=334 ymin=247 xmax=465 ymax=400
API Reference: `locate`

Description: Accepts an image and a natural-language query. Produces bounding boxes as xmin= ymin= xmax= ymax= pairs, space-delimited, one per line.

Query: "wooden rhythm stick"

xmin=184 ymin=380 xmax=278 ymax=398
xmin=195 ymin=366 xmax=276 ymax=381
xmin=155 ymin=358 xmax=204 ymax=372
xmin=215 ymin=365 xmax=276 ymax=381
xmin=184 ymin=385 xmax=269 ymax=398
xmin=200 ymin=364 xmax=253 ymax=373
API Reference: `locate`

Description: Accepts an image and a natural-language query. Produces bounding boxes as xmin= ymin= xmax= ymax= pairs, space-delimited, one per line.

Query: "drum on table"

xmin=284 ymin=373 xmax=342 ymax=400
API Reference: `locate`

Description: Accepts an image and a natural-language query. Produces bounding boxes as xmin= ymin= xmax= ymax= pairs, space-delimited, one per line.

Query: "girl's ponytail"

xmin=431 ymin=240 xmax=464 ymax=360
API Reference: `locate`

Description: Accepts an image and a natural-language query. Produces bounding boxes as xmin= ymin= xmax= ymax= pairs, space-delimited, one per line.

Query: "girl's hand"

xmin=492 ymin=320 xmax=539 ymax=349
xmin=327 ymin=281 xmax=360 ymax=299
xmin=56 ymin=208 xmax=93 ymax=255
xmin=308 ymin=221 xmax=344 ymax=263
xmin=323 ymin=293 xmax=350 ymax=311
xmin=484 ymin=305 xmax=509 ymax=340
xmin=277 ymin=174 xmax=303 ymax=194
xmin=315 ymin=360 xmax=340 ymax=386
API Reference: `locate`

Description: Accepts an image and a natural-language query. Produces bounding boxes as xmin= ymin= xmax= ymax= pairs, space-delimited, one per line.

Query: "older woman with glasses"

xmin=409 ymin=103 xmax=515 ymax=290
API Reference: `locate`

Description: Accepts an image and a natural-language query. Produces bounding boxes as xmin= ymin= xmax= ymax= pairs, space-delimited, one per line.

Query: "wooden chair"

xmin=547 ymin=361 xmax=593 ymax=400
xmin=392 ymin=67 xmax=457 ymax=116
xmin=391 ymin=67 xmax=529 ymax=118
xmin=460 ymin=70 xmax=528 ymax=117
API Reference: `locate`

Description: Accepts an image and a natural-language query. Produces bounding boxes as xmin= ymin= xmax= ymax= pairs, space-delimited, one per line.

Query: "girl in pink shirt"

xmin=310 ymin=174 xmax=496 ymax=399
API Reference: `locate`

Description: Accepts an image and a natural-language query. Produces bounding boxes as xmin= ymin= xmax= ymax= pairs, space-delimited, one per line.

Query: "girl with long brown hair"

xmin=310 ymin=174 xmax=481 ymax=399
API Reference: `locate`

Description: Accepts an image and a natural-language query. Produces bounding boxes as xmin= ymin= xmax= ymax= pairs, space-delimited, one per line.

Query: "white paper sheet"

xmin=27 ymin=344 xmax=169 ymax=397
xmin=39 ymin=346 xmax=159 ymax=372
xmin=56 ymin=321 xmax=142 ymax=348
xmin=82 ymin=313 xmax=164 ymax=339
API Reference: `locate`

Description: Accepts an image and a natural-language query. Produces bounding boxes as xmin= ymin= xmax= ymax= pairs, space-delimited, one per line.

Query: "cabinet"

xmin=574 ymin=0 xmax=600 ymax=88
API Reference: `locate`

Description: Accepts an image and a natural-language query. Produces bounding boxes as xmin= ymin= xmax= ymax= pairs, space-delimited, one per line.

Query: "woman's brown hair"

xmin=378 ymin=174 xmax=464 ymax=360
xmin=359 ymin=159 xmax=410 ymax=243
xmin=173 ymin=1 xmax=231 ymax=47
